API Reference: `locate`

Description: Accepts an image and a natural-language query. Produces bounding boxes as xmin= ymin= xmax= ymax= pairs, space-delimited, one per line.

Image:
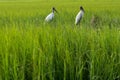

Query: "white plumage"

xmin=45 ymin=12 xmax=54 ymax=22
xmin=75 ymin=6 xmax=84 ymax=25
xmin=45 ymin=7 xmax=57 ymax=22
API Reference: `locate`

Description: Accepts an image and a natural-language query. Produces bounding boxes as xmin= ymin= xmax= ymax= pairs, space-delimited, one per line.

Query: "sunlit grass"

xmin=0 ymin=0 xmax=120 ymax=80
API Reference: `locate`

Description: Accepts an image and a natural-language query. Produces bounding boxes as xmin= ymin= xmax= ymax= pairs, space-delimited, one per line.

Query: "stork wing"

xmin=45 ymin=13 xmax=54 ymax=22
xmin=75 ymin=11 xmax=84 ymax=25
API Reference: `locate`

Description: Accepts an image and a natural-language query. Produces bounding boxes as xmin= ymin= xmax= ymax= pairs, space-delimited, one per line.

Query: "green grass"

xmin=0 ymin=0 xmax=120 ymax=80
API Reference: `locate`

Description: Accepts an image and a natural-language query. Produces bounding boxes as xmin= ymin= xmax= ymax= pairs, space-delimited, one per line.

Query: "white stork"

xmin=45 ymin=7 xmax=58 ymax=22
xmin=75 ymin=6 xmax=85 ymax=25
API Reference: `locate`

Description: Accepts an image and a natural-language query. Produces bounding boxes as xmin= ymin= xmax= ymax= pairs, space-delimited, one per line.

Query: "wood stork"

xmin=45 ymin=7 xmax=58 ymax=22
xmin=75 ymin=6 xmax=85 ymax=25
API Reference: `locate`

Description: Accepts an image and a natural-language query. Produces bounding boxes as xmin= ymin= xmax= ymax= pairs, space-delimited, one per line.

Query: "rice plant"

xmin=0 ymin=0 xmax=120 ymax=80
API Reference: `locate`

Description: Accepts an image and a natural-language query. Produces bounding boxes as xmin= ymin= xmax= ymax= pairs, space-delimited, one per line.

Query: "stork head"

xmin=80 ymin=6 xmax=84 ymax=12
xmin=52 ymin=7 xmax=58 ymax=13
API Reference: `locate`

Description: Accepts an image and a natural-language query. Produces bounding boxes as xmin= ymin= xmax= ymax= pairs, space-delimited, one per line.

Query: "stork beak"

xmin=82 ymin=8 xmax=85 ymax=13
xmin=83 ymin=9 xmax=85 ymax=13
xmin=54 ymin=9 xmax=58 ymax=13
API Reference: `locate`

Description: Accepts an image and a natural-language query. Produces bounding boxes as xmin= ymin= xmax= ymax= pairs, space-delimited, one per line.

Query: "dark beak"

xmin=83 ymin=9 xmax=85 ymax=12
xmin=54 ymin=9 xmax=58 ymax=13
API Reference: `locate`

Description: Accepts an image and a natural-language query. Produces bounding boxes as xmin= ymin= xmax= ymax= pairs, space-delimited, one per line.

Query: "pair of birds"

xmin=45 ymin=6 xmax=85 ymax=25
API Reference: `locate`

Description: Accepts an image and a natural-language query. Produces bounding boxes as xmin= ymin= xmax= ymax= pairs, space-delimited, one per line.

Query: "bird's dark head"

xmin=52 ymin=7 xmax=58 ymax=13
xmin=52 ymin=7 xmax=55 ymax=10
xmin=80 ymin=6 xmax=84 ymax=12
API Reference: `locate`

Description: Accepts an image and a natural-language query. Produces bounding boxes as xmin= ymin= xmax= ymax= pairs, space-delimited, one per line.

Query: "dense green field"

xmin=0 ymin=0 xmax=120 ymax=80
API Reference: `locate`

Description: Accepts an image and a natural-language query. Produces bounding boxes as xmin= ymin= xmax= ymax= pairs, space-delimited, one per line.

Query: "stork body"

xmin=75 ymin=6 xmax=84 ymax=25
xmin=45 ymin=7 xmax=57 ymax=22
xmin=45 ymin=12 xmax=54 ymax=22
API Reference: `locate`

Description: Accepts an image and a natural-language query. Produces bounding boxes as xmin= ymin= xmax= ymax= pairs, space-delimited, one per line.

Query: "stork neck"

xmin=52 ymin=10 xmax=55 ymax=13
xmin=81 ymin=9 xmax=84 ymax=12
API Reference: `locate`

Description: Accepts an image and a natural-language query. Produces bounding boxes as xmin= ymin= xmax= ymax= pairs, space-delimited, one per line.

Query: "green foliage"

xmin=0 ymin=1 xmax=120 ymax=80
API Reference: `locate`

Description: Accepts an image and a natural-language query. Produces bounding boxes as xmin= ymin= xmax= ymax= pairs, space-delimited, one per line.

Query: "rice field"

xmin=0 ymin=0 xmax=120 ymax=80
